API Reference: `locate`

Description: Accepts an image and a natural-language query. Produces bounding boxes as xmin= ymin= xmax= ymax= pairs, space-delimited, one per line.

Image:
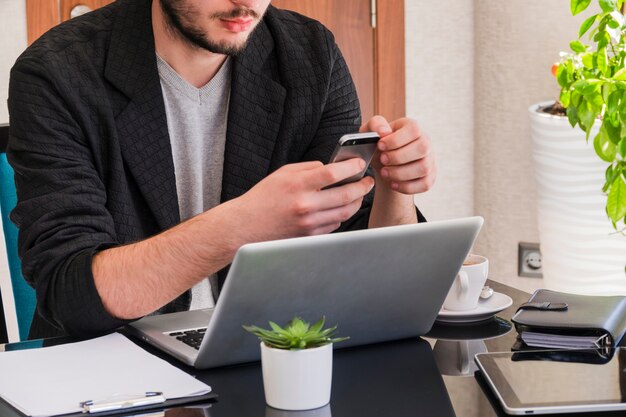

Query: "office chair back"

xmin=0 ymin=128 xmax=36 ymax=341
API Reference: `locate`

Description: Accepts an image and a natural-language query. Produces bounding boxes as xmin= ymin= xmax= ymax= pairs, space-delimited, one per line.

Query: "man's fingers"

xmin=379 ymin=138 xmax=430 ymax=166
xmin=380 ymin=159 xmax=434 ymax=183
xmin=317 ymin=176 xmax=374 ymax=210
xmin=308 ymin=223 xmax=343 ymax=236
xmin=292 ymin=175 xmax=373 ymax=216
xmin=378 ymin=118 xmax=424 ymax=152
xmin=390 ymin=176 xmax=436 ymax=194
xmin=304 ymin=158 xmax=366 ymax=190
xmin=278 ymin=160 xmax=324 ymax=172
xmin=297 ymin=198 xmax=365 ymax=234
xmin=360 ymin=115 xmax=392 ymax=136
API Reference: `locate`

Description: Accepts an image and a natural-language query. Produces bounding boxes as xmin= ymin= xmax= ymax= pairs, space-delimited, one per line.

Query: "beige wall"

xmin=0 ymin=1 xmax=27 ymax=125
xmin=407 ymin=0 xmax=475 ymax=222
xmin=473 ymin=1 xmax=589 ymax=293
xmin=407 ymin=0 xmax=588 ymax=293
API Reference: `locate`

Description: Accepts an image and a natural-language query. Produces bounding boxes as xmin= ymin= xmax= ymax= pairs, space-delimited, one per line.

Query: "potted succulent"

xmin=243 ymin=317 xmax=348 ymax=411
xmin=529 ymin=0 xmax=626 ymax=294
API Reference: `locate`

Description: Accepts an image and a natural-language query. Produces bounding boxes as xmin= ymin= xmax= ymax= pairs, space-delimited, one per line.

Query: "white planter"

xmin=261 ymin=342 xmax=333 ymax=411
xmin=529 ymin=101 xmax=626 ymax=295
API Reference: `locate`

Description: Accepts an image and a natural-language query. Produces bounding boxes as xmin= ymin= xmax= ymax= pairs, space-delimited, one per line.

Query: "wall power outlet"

xmin=518 ymin=242 xmax=543 ymax=278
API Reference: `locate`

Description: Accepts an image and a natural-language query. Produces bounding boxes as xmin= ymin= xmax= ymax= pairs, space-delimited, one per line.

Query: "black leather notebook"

xmin=511 ymin=289 xmax=626 ymax=349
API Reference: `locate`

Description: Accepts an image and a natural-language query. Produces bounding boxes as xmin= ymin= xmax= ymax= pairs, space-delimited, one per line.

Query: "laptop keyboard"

xmin=168 ymin=328 xmax=207 ymax=350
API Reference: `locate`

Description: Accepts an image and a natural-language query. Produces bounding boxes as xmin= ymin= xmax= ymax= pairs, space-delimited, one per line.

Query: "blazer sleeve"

xmin=7 ymin=56 xmax=131 ymax=337
xmin=300 ymin=37 xmax=425 ymax=232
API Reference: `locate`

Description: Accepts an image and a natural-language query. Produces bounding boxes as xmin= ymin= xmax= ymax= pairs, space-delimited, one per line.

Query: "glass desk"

xmin=2 ymin=281 xmax=619 ymax=417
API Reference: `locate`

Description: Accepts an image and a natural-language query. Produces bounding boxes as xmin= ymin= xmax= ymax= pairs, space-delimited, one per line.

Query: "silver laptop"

xmin=127 ymin=216 xmax=483 ymax=369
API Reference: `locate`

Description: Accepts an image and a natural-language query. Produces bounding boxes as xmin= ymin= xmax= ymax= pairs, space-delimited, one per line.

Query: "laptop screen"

xmin=476 ymin=348 xmax=626 ymax=415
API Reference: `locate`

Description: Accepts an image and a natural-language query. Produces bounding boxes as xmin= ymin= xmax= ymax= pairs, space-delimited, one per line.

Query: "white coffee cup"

xmin=442 ymin=254 xmax=489 ymax=311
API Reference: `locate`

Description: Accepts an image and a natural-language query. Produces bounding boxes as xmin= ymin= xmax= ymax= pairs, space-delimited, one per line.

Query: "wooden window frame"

xmin=375 ymin=0 xmax=405 ymax=120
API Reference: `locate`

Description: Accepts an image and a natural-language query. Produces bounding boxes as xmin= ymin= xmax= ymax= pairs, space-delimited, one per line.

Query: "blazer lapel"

xmin=104 ymin=0 xmax=180 ymax=231
xmin=221 ymin=21 xmax=286 ymax=202
xmin=104 ymin=1 xmax=287 ymax=224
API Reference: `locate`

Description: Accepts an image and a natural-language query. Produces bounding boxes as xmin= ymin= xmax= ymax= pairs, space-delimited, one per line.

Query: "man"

xmin=7 ymin=0 xmax=436 ymax=339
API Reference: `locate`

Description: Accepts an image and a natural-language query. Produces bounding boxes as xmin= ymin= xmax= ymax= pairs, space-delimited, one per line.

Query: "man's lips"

xmin=221 ymin=18 xmax=254 ymax=32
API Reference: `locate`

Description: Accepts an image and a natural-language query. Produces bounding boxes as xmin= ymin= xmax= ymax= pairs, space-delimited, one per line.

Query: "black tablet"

xmin=475 ymin=348 xmax=626 ymax=415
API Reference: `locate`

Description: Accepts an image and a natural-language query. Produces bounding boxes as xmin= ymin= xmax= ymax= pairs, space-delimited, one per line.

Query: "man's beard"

xmin=159 ymin=0 xmax=261 ymax=56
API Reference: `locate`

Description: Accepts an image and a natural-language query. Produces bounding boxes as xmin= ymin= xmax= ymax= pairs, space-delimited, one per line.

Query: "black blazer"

xmin=8 ymin=0 xmax=424 ymax=339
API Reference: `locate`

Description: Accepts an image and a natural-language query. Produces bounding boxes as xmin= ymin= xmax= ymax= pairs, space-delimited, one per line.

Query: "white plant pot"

xmin=261 ymin=342 xmax=333 ymax=411
xmin=529 ymin=101 xmax=626 ymax=295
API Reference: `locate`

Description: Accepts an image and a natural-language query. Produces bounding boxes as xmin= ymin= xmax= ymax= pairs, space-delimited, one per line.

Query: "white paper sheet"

xmin=0 ymin=333 xmax=211 ymax=417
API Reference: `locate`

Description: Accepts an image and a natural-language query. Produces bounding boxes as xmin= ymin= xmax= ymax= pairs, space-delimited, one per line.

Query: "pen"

xmin=81 ymin=392 xmax=166 ymax=414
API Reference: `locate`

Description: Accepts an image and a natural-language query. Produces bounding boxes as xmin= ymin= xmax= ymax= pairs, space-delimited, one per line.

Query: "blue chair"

xmin=0 ymin=147 xmax=36 ymax=341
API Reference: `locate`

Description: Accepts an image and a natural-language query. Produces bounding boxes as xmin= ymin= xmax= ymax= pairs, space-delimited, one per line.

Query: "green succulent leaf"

xmin=571 ymin=0 xmax=592 ymax=15
xmin=309 ymin=317 xmax=325 ymax=334
xmin=243 ymin=316 xmax=349 ymax=350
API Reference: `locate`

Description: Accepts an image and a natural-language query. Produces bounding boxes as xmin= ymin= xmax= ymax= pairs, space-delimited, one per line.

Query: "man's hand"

xmin=228 ymin=159 xmax=375 ymax=244
xmin=362 ymin=116 xmax=436 ymax=195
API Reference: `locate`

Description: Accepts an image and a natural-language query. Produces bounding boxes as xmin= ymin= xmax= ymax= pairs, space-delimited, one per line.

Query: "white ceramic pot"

xmin=261 ymin=342 xmax=333 ymax=411
xmin=529 ymin=101 xmax=626 ymax=295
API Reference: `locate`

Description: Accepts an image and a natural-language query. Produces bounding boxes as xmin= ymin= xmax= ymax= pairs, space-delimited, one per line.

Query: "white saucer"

xmin=436 ymin=292 xmax=513 ymax=324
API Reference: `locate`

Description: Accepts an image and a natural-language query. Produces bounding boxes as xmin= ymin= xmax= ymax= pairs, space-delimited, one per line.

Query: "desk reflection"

xmin=265 ymin=404 xmax=331 ymax=417
xmin=434 ymin=339 xmax=487 ymax=376
xmin=428 ymin=317 xmax=512 ymax=378
xmin=202 ymin=338 xmax=455 ymax=417
xmin=163 ymin=405 xmax=213 ymax=417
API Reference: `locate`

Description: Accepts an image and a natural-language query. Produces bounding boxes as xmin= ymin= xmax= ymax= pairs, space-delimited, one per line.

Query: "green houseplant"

xmin=243 ymin=316 xmax=348 ymax=350
xmin=528 ymin=0 xmax=626 ymax=294
xmin=555 ymin=0 xmax=626 ymax=232
xmin=243 ymin=317 xmax=348 ymax=411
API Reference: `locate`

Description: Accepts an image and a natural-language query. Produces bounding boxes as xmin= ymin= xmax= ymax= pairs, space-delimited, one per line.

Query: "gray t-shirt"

xmin=157 ymin=55 xmax=232 ymax=309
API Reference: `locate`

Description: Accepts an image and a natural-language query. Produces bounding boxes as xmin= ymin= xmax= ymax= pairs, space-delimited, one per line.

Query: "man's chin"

xmin=201 ymin=39 xmax=248 ymax=56
xmin=199 ymin=26 xmax=259 ymax=55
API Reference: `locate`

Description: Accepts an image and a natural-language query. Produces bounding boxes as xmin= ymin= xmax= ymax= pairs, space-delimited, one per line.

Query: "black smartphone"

xmin=326 ymin=132 xmax=380 ymax=187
